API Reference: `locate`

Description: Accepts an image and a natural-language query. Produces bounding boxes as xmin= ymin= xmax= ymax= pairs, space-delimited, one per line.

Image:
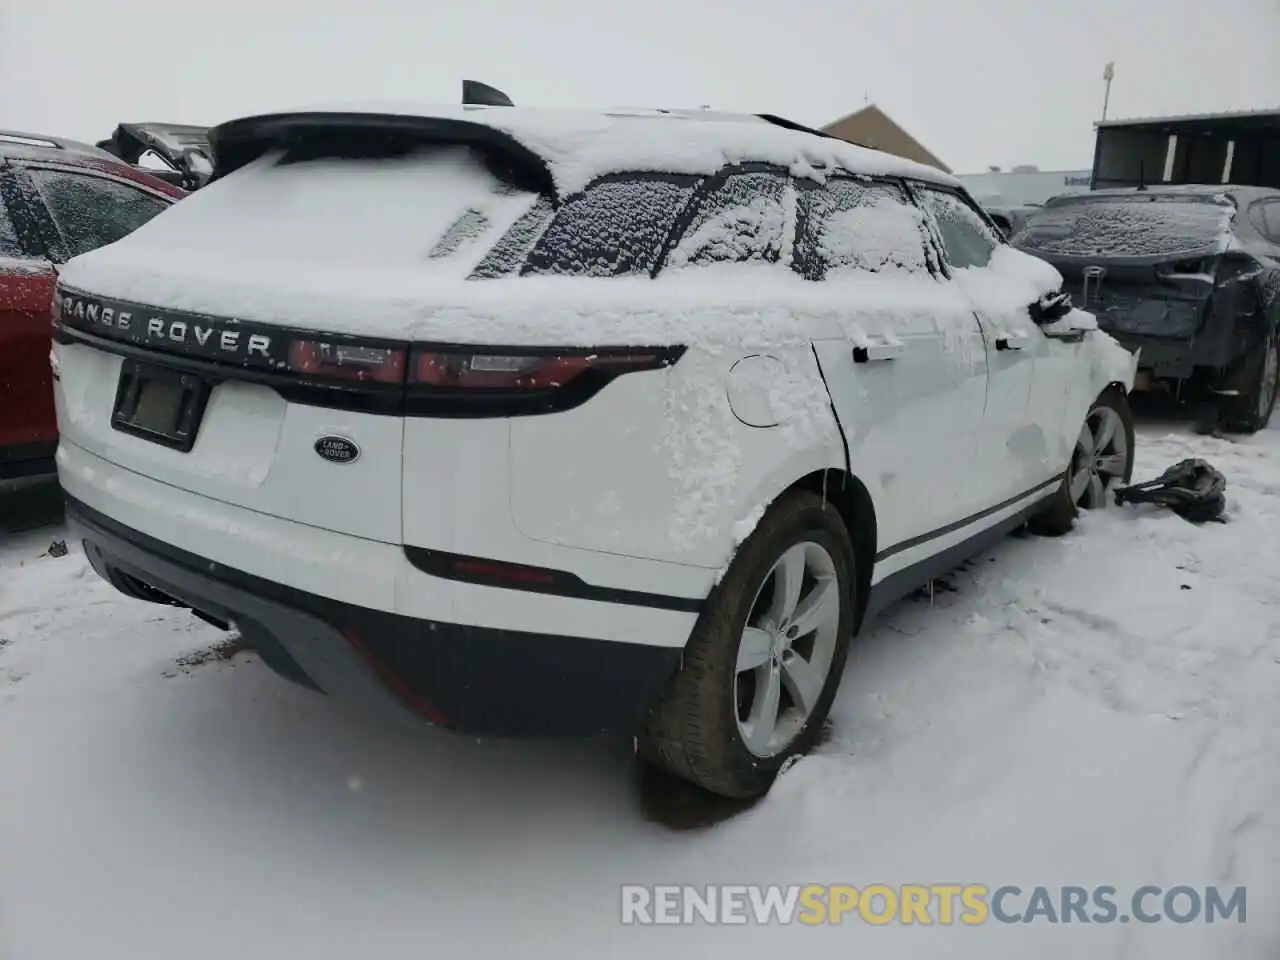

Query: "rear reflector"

xmin=449 ymin=557 xmax=559 ymax=585
xmin=341 ymin=628 xmax=451 ymax=726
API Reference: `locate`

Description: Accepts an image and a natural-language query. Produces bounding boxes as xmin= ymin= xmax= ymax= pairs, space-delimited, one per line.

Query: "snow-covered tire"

xmin=639 ymin=491 xmax=856 ymax=798
xmin=1031 ymin=387 xmax=1135 ymax=536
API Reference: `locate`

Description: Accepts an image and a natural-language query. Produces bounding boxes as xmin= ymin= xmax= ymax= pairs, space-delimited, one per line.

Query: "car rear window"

xmin=1013 ymin=194 xmax=1234 ymax=259
xmin=28 ymin=169 xmax=170 ymax=257
xmin=114 ymin=144 xmax=536 ymax=270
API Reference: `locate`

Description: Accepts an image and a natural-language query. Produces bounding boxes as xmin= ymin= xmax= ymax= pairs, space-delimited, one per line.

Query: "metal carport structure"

xmin=1091 ymin=107 xmax=1280 ymax=189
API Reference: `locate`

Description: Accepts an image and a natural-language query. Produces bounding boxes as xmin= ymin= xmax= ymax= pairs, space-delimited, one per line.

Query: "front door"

xmin=915 ymin=185 xmax=1071 ymax=508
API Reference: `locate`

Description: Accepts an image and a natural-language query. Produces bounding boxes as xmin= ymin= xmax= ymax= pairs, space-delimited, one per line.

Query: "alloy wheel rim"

xmin=1068 ymin=406 xmax=1128 ymax=509
xmin=734 ymin=541 xmax=841 ymax=758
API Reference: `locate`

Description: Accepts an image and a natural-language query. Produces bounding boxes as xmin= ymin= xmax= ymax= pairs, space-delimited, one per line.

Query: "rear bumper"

xmin=1102 ymin=311 xmax=1263 ymax=383
xmin=1107 ymin=333 xmax=1202 ymax=380
xmin=0 ymin=441 xmax=57 ymax=482
xmin=68 ymin=495 xmax=683 ymax=737
xmin=55 ymin=437 xmax=701 ymax=645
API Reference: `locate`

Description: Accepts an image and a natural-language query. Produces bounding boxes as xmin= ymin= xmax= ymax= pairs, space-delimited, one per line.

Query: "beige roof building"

xmin=821 ymin=104 xmax=951 ymax=174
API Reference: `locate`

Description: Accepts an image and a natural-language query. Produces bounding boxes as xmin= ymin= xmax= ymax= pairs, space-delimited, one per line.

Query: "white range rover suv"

xmin=51 ymin=101 xmax=1138 ymax=798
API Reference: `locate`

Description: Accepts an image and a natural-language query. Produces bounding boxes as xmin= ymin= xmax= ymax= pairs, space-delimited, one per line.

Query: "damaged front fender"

xmin=1088 ymin=327 xmax=1141 ymax=396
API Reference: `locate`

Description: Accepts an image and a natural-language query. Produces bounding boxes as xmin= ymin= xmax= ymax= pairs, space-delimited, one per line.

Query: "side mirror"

xmin=1029 ymin=290 xmax=1090 ymax=342
xmin=1029 ymin=290 xmax=1073 ymax=324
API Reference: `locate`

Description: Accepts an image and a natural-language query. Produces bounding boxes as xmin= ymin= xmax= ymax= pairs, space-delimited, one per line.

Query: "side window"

xmin=26 ymin=168 xmax=170 ymax=258
xmin=522 ymin=176 xmax=697 ymax=277
xmin=666 ymin=172 xmax=789 ymax=269
xmin=1247 ymin=201 xmax=1268 ymax=238
xmin=794 ymin=179 xmax=934 ymax=279
xmin=917 ymin=188 xmax=1002 ymax=270
xmin=0 ymin=194 xmax=23 ymax=258
xmin=470 ymin=196 xmax=554 ymax=279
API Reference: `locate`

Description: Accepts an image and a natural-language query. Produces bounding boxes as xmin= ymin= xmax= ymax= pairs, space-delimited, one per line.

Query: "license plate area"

xmin=110 ymin=361 xmax=211 ymax=453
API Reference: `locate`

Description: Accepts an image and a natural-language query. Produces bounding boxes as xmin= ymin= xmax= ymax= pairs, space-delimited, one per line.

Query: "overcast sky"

xmin=2 ymin=0 xmax=1276 ymax=174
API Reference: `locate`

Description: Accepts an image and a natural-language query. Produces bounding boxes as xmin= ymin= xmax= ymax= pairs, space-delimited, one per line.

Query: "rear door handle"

xmin=853 ymin=340 xmax=904 ymax=363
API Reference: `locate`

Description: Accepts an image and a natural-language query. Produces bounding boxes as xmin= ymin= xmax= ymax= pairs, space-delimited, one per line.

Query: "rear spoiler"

xmin=207 ymin=112 xmax=556 ymax=197
xmin=96 ymin=122 xmax=213 ymax=189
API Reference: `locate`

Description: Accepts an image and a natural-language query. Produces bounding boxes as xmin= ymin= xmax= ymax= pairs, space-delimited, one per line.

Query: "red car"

xmin=1 ymin=130 xmax=184 ymax=489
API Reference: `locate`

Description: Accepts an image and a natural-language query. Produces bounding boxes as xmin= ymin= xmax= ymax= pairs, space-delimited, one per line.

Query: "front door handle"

xmin=996 ymin=332 xmax=1030 ymax=351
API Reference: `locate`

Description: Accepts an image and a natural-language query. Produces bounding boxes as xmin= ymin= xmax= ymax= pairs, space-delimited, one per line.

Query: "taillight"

xmin=288 ymin=339 xmax=407 ymax=384
xmin=279 ymin=339 xmax=684 ymax=416
xmin=409 ymin=348 xmax=678 ymax=390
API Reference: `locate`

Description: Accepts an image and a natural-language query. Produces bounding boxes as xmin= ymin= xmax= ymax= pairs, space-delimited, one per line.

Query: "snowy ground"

xmin=2 ymin=416 xmax=1278 ymax=959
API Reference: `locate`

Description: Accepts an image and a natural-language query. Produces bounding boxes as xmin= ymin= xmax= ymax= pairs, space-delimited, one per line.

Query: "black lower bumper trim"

xmin=403 ymin=545 xmax=704 ymax=612
xmin=66 ymin=496 xmax=684 ymax=738
xmin=0 ymin=442 xmax=57 ymax=481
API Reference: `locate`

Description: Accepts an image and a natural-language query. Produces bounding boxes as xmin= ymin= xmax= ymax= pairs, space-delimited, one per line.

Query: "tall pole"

xmin=1101 ymin=61 xmax=1115 ymax=121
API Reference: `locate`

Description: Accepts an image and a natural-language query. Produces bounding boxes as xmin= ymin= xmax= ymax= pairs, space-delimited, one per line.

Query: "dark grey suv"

xmin=1013 ymin=185 xmax=1280 ymax=432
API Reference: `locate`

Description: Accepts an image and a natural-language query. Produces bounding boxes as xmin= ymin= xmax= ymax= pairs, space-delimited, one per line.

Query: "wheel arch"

xmin=1102 ymin=379 xmax=1131 ymax=398
xmin=763 ymin=468 xmax=877 ymax=634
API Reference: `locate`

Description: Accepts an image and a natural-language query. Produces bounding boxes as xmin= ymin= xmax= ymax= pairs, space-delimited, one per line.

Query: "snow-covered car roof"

xmin=208 ymin=103 xmax=962 ymax=199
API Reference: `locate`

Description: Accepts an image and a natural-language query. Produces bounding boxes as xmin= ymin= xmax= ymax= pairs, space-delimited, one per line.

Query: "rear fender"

xmin=703 ymin=349 xmax=847 ymax=575
xmin=719 ymin=443 xmax=848 ymax=553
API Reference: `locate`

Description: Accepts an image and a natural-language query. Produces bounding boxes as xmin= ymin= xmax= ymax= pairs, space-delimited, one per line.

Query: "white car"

xmin=51 ymin=101 xmax=1138 ymax=798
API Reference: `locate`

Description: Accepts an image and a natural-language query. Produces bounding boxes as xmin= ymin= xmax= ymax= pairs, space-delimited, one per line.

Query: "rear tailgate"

xmin=54 ymin=137 xmax=543 ymax=545
xmin=53 ymin=294 xmax=408 ymax=544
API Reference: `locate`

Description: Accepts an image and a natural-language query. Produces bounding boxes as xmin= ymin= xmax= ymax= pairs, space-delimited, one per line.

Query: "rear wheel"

xmin=639 ymin=491 xmax=855 ymax=798
xmin=1031 ymin=388 xmax=1135 ymax=536
xmin=1222 ymin=331 xmax=1279 ymax=434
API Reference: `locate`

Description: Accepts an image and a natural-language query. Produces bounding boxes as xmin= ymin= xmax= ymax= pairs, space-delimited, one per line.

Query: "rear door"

xmin=0 ymin=165 xmax=59 ymax=465
xmin=799 ymin=177 xmax=990 ymax=558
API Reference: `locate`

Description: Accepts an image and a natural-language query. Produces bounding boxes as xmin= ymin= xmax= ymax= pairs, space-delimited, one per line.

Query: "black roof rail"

xmin=463 ymin=80 xmax=514 ymax=107
xmin=755 ymin=113 xmax=872 ymax=149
